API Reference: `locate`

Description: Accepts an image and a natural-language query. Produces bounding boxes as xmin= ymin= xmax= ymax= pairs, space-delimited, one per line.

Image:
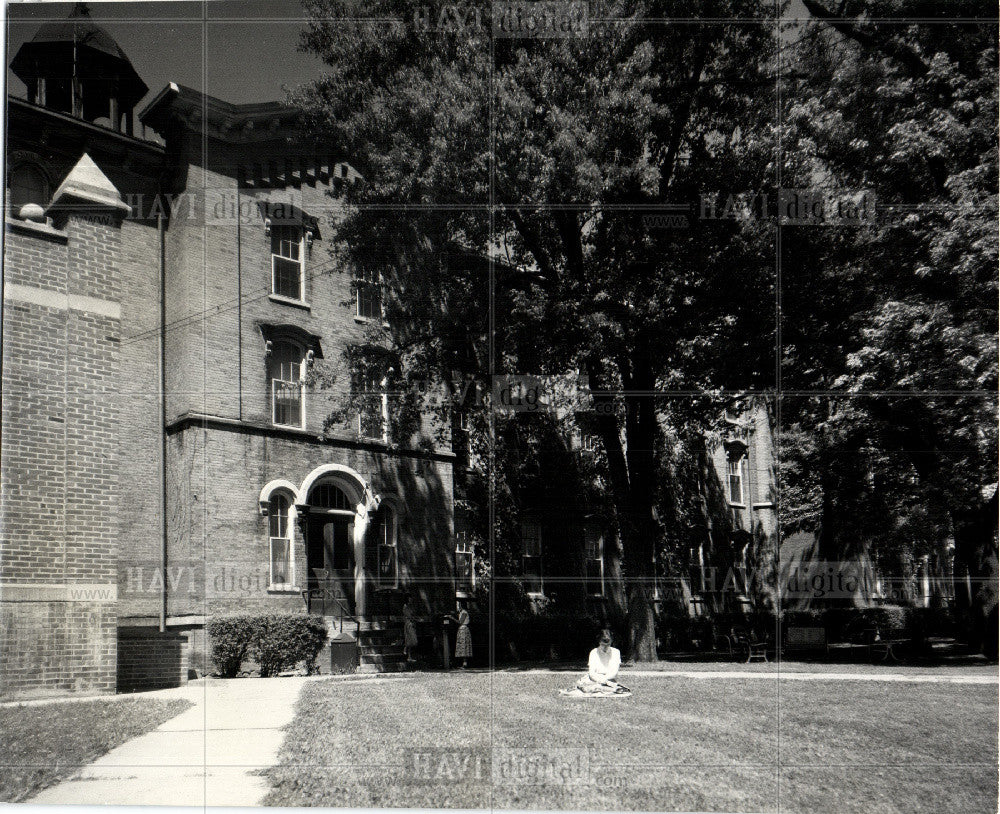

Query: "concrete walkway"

xmin=26 ymin=676 xmax=322 ymax=807
xmin=512 ymin=667 xmax=997 ymax=685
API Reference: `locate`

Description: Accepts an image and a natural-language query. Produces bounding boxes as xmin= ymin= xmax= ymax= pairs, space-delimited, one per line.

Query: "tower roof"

xmin=26 ymin=3 xmax=131 ymax=61
xmin=10 ymin=3 xmax=148 ymax=108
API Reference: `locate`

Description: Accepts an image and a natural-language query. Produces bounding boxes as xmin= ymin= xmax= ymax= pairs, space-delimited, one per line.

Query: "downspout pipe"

xmin=158 ymin=210 xmax=168 ymax=633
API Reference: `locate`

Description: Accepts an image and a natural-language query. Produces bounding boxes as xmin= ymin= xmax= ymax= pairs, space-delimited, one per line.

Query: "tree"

xmin=780 ymin=1 xmax=997 ymax=644
xmin=295 ymin=0 xmax=779 ymax=658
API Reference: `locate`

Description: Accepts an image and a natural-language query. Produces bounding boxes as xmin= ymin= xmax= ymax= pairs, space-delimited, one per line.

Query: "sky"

xmin=4 ymin=0 xmax=814 ymax=122
xmin=5 ymin=0 xmax=328 ymax=111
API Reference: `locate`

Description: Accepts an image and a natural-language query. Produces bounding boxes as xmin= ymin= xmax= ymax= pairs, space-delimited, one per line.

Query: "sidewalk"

xmin=26 ymin=676 xmax=318 ymax=807
xmin=512 ymin=666 xmax=996 ymax=684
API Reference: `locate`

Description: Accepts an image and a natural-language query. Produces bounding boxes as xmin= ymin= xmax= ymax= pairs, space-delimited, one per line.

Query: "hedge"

xmin=208 ymin=614 xmax=328 ymax=677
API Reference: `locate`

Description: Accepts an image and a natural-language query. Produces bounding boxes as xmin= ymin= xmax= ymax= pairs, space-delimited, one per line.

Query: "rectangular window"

xmin=268 ymin=499 xmax=292 ymax=587
xmin=580 ymin=433 xmax=598 ymax=452
xmin=584 ymin=526 xmax=604 ymax=596
xmin=272 ymin=377 xmax=304 ymax=428
xmin=727 ymin=458 xmax=744 ymax=505
xmin=521 ymin=520 xmax=543 ymax=595
xmin=356 ymin=268 xmax=382 ymax=320
xmin=377 ymin=513 xmax=398 ymax=588
xmin=271 ymin=225 xmax=304 ymax=300
xmin=357 ymin=370 xmax=387 ymax=440
xmin=269 ymin=537 xmax=292 ymax=586
xmin=455 ymin=532 xmax=474 ymax=594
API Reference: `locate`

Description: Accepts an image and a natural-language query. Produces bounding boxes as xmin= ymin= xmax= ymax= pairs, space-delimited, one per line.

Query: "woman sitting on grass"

xmin=571 ymin=629 xmax=630 ymax=695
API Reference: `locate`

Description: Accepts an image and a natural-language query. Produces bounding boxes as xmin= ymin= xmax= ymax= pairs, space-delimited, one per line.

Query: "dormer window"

xmin=271 ymin=225 xmax=304 ymax=301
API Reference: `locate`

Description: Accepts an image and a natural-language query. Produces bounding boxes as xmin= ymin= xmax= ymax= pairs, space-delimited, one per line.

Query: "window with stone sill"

xmin=727 ymin=456 xmax=745 ymax=506
xmin=268 ymin=340 xmax=306 ymax=428
xmin=268 ymin=492 xmax=295 ymax=589
xmin=355 ymin=267 xmax=383 ymax=321
xmin=376 ymin=504 xmax=398 ymax=589
xmin=455 ymin=532 xmax=474 ymax=594
xmin=355 ymin=369 xmax=389 ymax=441
xmin=271 ymin=225 xmax=304 ymax=301
xmin=521 ymin=520 xmax=543 ymax=595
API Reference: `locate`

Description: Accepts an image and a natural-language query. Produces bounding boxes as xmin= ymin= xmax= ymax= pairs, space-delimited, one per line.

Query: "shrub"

xmin=207 ymin=615 xmax=259 ymax=678
xmin=208 ymin=614 xmax=328 ymax=677
xmin=255 ymin=615 xmax=329 ymax=677
xmin=862 ymin=605 xmax=910 ymax=636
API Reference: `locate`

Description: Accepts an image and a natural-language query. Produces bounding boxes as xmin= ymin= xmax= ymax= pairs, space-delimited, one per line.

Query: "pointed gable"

xmin=47 ymin=153 xmax=131 ymax=215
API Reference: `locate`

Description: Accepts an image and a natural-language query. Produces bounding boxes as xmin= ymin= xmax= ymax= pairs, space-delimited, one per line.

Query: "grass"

xmin=265 ymin=671 xmax=997 ymax=812
xmin=0 ymin=696 xmax=192 ymax=802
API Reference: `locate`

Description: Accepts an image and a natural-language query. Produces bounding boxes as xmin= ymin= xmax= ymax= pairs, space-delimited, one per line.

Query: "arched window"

xmin=268 ymin=340 xmax=305 ymax=428
xmin=8 ymin=163 xmax=50 ymax=212
xmin=267 ymin=492 xmax=295 ymax=588
xmin=310 ymin=482 xmax=353 ymax=512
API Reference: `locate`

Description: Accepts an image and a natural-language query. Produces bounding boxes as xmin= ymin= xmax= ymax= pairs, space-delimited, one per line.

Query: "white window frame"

xmin=267 ymin=492 xmax=296 ymax=590
xmin=355 ymin=267 xmax=383 ymax=321
xmin=269 ymin=341 xmax=306 ymax=429
xmin=584 ymin=526 xmax=605 ymax=597
xmin=357 ymin=371 xmax=389 ymax=442
xmin=521 ymin=520 xmax=543 ymax=596
xmin=727 ymin=456 xmax=745 ymax=506
xmin=271 ymin=225 xmax=305 ymax=302
xmin=377 ymin=506 xmax=399 ymax=589
xmin=455 ymin=532 xmax=475 ymax=594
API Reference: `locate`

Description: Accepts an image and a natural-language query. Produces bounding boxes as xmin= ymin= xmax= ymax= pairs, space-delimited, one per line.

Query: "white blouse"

xmin=587 ymin=646 xmax=621 ymax=683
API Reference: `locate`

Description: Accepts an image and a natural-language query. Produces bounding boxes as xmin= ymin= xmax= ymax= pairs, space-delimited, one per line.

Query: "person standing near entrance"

xmin=402 ymin=597 xmax=418 ymax=664
xmin=453 ymin=604 xmax=472 ymax=669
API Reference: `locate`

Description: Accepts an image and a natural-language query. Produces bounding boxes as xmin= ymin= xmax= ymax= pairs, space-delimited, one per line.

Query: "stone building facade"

xmin=2 ymin=7 xmax=456 ymax=698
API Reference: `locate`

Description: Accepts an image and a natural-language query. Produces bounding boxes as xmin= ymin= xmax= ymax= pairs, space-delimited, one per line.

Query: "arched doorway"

xmin=297 ymin=464 xmax=378 ymax=618
xmin=305 ymin=481 xmax=358 ymax=615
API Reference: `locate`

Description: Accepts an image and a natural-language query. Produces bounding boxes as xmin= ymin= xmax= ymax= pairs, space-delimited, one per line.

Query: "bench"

xmin=719 ymin=628 xmax=769 ymax=663
xmin=783 ymin=626 xmax=829 ymax=657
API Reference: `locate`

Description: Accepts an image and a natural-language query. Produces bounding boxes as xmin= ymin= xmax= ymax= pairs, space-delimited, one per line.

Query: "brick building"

xmin=2 ymin=6 xmax=456 ymax=698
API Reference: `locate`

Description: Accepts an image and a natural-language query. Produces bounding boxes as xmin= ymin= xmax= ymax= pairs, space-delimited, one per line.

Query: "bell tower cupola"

xmin=10 ymin=3 xmax=148 ymax=135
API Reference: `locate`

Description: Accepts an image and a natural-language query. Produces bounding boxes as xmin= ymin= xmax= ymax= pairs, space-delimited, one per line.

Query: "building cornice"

xmin=7 ymin=96 xmax=165 ymax=156
xmin=139 ymin=82 xmax=303 ymax=144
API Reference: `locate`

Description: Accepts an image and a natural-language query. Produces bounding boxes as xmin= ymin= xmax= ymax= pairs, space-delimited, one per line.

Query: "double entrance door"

xmin=306 ymin=514 xmax=356 ymax=616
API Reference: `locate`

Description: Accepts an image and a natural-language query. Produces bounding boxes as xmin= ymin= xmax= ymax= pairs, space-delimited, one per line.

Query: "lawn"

xmin=0 ymin=696 xmax=192 ymax=802
xmin=265 ymin=671 xmax=997 ymax=812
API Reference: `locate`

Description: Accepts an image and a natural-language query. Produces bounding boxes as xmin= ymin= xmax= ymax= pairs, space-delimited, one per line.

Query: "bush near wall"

xmin=208 ymin=614 xmax=328 ymax=677
xmin=782 ymin=605 xmax=954 ymax=644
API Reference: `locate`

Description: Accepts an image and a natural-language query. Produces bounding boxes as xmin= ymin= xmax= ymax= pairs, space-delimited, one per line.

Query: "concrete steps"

xmin=316 ymin=615 xmax=410 ymax=674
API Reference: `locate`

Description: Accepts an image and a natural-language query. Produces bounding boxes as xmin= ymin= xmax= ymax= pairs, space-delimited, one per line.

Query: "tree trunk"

xmin=588 ymin=349 xmax=660 ymax=661
xmin=621 ymin=545 xmax=660 ymax=661
xmin=953 ymin=494 xmax=999 ymax=659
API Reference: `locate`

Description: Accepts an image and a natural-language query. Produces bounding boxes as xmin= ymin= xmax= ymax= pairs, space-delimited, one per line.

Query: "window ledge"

xmin=353 ymin=315 xmax=390 ymax=328
xmin=5 ymin=216 xmax=68 ymax=242
xmin=269 ymin=294 xmax=310 ymax=310
xmin=268 ymin=585 xmax=300 ymax=594
xmin=273 ymin=422 xmax=308 ymax=432
xmin=752 ymin=502 xmax=775 ymax=510
xmin=728 ymin=502 xmax=746 ymax=509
